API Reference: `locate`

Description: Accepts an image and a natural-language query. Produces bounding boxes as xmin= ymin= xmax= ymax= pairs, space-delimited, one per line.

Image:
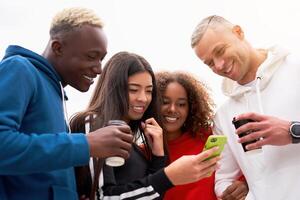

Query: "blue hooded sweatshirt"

xmin=0 ymin=45 xmax=90 ymax=200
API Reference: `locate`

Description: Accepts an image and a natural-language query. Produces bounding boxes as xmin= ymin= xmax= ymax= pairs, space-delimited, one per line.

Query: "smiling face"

xmin=123 ymin=71 xmax=153 ymax=123
xmin=54 ymin=25 xmax=107 ymax=92
xmin=194 ymin=26 xmax=255 ymax=85
xmin=161 ymin=82 xmax=189 ymax=140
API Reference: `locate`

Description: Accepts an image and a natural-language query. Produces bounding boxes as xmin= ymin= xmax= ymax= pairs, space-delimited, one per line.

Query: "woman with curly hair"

xmin=156 ymin=71 xmax=248 ymax=200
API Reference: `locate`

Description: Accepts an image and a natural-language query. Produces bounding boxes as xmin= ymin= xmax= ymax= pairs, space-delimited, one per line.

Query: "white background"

xmin=1 ymin=0 xmax=300 ymax=117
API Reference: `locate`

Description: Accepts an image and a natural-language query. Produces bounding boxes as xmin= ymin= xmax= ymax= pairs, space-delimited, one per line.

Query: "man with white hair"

xmin=191 ymin=15 xmax=300 ymax=200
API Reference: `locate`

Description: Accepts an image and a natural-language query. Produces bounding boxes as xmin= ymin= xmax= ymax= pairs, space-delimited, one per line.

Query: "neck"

xmin=238 ymin=48 xmax=268 ymax=85
xmin=166 ymin=130 xmax=182 ymax=141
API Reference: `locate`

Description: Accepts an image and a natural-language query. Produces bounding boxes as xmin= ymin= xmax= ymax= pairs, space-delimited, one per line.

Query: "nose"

xmin=213 ymin=57 xmax=225 ymax=71
xmin=137 ymin=91 xmax=148 ymax=102
xmin=168 ymin=103 xmax=176 ymax=112
xmin=92 ymin=61 xmax=102 ymax=75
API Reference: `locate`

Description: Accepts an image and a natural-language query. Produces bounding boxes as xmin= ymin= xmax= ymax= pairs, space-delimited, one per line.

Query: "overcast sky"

xmin=1 ymin=0 xmax=300 ymax=117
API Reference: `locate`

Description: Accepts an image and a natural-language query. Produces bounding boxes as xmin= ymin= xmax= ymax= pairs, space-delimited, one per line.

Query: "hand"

xmin=235 ymin=112 xmax=291 ymax=150
xmin=164 ymin=147 xmax=220 ymax=185
xmin=220 ymin=180 xmax=248 ymax=200
xmin=87 ymin=125 xmax=133 ymax=158
xmin=141 ymin=118 xmax=164 ymax=156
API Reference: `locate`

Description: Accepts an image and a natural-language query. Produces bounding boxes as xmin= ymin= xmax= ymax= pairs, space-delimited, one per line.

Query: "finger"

xmin=114 ymin=148 xmax=131 ymax=159
xmin=199 ymin=162 xmax=218 ymax=177
xmin=116 ymin=125 xmax=132 ymax=134
xmin=221 ymin=194 xmax=233 ymax=200
xmin=196 ymin=146 xmax=219 ymax=161
xmin=236 ymin=121 xmax=262 ymax=136
xmin=235 ymin=112 xmax=265 ymax=122
xmin=145 ymin=117 xmax=160 ymax=126
xmin=200 ymin=156 xmax=220 ymax=170
xmin=117 ymin=138 xmax=133 ymax=151
xmin=238 ymin=129 xmax=264 ymax=143
xmin=143 ymin=125 xmax=162 ymax=134
xmin=245 ymin=137 xmax=269 ymax=150
xmin=117 ymin=130 xmax=134 ymax=143
xmin=223 ymin=183 xmax=237 ymax=195
xmin=227 ymin=187 xmax=242 ymax=199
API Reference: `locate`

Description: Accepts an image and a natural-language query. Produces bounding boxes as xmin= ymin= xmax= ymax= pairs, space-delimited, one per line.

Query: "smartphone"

xmin=203 ymin=135 xmax=227 ymax=160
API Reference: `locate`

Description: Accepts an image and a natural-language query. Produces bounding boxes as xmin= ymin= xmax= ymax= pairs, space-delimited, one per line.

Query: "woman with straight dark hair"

xmin=71 ymin=52 xmax=220 ymax=200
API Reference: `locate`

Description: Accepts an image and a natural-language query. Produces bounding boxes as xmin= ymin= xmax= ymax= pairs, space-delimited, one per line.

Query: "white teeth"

xmin=133 ymin=106 xmax=144 ymax=112
xmin=165 ymin=117 xmax=177 ymax=122
xmin=83 ymin=75 xmax=93 ymax=82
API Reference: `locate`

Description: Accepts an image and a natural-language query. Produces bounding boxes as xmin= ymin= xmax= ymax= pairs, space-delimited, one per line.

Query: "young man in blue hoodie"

xmin=0 ymin=7 xmax=133 ymax=200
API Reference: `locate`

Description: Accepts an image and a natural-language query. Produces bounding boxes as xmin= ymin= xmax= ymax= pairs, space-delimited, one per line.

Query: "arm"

xmin=102 ymin=147 xmax=219 ymax=199
xmin=0 ymin=58 xmax=89 ymax=174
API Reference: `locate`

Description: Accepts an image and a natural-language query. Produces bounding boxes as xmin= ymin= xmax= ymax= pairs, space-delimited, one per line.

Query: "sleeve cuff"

xmin=149 ymin=168 xmax=174 ymax=195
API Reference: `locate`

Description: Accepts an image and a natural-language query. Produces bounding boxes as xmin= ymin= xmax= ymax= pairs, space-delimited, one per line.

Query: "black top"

xmin=102 ymin=144 xmax=173 ymax=199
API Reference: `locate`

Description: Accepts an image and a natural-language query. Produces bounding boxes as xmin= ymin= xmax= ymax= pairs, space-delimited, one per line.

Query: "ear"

xmin=51 ymin=40 xmax=63 ymax=56
xmin=232 ymin=25 xmax=244 ymax=40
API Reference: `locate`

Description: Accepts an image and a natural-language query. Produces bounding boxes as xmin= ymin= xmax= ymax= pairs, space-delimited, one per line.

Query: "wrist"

xmin=86 ymin=134 xmax=96 ymax=157
xmin=164 ymin=166 xmax=176 ymax=185
xmin=152 ymin=148 xmax=164 ymax=156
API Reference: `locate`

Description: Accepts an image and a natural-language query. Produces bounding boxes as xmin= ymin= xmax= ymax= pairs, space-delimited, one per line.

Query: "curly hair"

xmin=156 ymin=71 xmax=215 ymax=137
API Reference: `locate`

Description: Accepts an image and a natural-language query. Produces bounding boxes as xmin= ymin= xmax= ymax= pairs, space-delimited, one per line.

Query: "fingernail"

xmin=214 ymin=146 xmax=219 ymax=150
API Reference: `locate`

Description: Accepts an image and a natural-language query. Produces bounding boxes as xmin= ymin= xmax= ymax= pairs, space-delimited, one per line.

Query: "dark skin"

xmin=221 ymin=180 xmax=248 ymax=200
xmin=43 ymin=25 xmax=133 ymax=159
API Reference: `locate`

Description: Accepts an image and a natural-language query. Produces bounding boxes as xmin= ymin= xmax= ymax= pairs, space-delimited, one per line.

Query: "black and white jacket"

xmin=101 ymin=144 xmax=173 ymax=200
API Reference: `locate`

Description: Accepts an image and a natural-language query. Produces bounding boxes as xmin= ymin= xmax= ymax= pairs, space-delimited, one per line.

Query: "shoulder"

xmin=1 ymin=55 xmax=39 ymax=77
xmin=285 ymin=52 xmax=300 ymax=66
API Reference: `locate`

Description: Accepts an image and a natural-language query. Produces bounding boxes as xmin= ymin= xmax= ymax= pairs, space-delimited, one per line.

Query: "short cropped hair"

xmin=191 ymin=15 xmax=233 ymax=48
xmin=50 ymin=7 xmax=104 ymax=38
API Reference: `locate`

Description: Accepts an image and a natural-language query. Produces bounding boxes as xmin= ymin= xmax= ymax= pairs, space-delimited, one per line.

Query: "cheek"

xmin=145 ymin=94 xmax=152 ymax=107
xmin=161 ymin=105 xmax=168 ymax=114
xmin=128 ymin=94 xmax=133 ymax=104
xmin=181 ymin=108 xmax=189 ymax=122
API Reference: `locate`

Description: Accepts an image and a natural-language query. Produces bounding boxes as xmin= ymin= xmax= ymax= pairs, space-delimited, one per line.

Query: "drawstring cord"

xmin=255 ymin=77 xmax=264 ymax=114
xmin=59 ymin=82 xmax=71 ymax=133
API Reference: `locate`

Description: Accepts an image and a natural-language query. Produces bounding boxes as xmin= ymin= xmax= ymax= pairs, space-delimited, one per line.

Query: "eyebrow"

xmin=212 ymin=44 xmax=227 ymax=55
xmin=163 ymin=96 xmax=188 ymax=101
xmin=203 ymin=44 xmax=227 ymax=66
xmin=87 ymin=50 xmax=107 ymax=59
xmin=128 ymin=83 xmax=153 ymax=88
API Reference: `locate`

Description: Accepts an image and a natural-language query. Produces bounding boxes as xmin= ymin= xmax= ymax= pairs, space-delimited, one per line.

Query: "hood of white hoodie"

xmin=222 ymin=46 xmax=289 ymax=99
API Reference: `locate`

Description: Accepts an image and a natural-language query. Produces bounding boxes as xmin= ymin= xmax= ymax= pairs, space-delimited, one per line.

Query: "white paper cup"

xmin=105 ymin=156 xmax=125 ymax=167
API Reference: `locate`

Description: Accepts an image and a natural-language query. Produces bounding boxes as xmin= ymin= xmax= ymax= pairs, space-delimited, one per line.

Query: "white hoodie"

xmin=214 ymin=46 xmax=300 ymax=200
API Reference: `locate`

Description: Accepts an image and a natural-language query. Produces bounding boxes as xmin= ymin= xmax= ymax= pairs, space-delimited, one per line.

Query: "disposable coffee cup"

xmin=232 ymin=118 xmax=262 ymax=154
xmin=105 ymin=120 xmax=127 ymax=167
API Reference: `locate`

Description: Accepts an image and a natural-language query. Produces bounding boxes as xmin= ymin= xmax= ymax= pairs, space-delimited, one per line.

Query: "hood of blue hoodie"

xmin=3 ymin=45 xmax=63 ymax=97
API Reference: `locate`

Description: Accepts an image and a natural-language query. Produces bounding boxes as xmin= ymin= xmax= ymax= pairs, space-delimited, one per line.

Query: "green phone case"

xmin=203 ymin=135 xmax=227 ymax=160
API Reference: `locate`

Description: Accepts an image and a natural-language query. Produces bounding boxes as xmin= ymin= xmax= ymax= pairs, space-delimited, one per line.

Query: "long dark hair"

xmin=70 ymin=51 xmax=165 ymax=149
